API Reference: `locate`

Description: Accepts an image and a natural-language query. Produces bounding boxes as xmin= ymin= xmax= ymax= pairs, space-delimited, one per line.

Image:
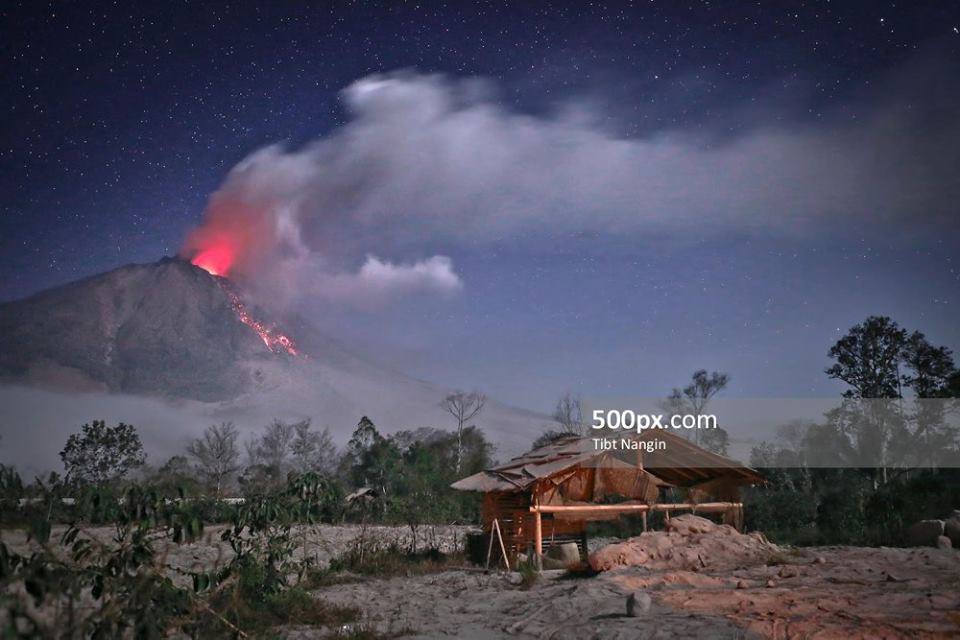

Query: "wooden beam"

xmin=530 ymin=501 xmax=741 ymax=514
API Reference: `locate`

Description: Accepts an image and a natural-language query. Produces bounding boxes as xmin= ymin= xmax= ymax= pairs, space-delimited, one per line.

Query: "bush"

xmin=1 ymin=474 xmax=361 ymax=638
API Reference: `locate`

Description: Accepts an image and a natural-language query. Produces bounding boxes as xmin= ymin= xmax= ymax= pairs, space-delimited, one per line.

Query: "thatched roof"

xmin=451 ymin=430 xmax=763 ymax=493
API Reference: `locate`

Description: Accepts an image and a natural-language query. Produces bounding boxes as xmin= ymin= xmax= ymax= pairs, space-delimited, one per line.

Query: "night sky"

xmin=3 ymin=1 xmax=959 ymax=411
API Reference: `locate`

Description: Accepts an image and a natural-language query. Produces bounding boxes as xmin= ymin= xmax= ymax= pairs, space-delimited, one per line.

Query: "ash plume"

xmin=182 ymin=61 xmax=960 ymax=309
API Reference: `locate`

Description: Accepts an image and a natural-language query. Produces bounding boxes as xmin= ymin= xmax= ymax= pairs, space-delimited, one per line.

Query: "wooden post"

xmin=636 ymin=447 xmax=647 ymax=532
xmin=534 ymin=509 xmax=543 ymax=570
xmin=485 ymin=519 xmax=511 ymax=571
xmin=494 ymin=519 xmax=510 ymax=571
xmin=485 ymin=520 xmax=495 ymax=569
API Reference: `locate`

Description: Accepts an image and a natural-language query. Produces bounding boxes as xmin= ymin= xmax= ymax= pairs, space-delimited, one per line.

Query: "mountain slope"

xmin=0 ymin=258 xmax=548 ymax=468
xmin=0 ymin=257 xmax=274 ymax=400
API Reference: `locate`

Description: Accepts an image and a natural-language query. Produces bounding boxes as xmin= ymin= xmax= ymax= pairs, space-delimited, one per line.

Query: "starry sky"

xmin=2 ymin=1 xmax=959 ymax=411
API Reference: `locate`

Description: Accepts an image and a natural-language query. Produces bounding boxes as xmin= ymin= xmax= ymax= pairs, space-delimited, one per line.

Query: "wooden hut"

xmin=451 ymin=430 xmax=763 ymax=566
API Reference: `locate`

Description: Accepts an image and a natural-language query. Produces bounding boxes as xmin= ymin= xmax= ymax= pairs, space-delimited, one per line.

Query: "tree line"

xmin=0 ymin=391 xmax=497 ymax=532
xmin=746 ymin=316 xmax=960 ymax=545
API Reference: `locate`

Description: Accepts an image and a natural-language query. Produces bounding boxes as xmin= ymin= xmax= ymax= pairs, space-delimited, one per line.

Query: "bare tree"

xmin=552 ymin=392 xmax=584 ymax=435
xmin=291 ymin=421 xmax=339 ymax=475
xmin=186 ymin=422 xmax=241 ymax=496
xmin=662 ymin=370 xmax=730 ymax=445
xmin=684 ymin=370 xmax=729 ymax=416
xmin=442 ymin=390 xmax=486 ymax=472
xmin=254 ymin=419 xmax=300 ymax=472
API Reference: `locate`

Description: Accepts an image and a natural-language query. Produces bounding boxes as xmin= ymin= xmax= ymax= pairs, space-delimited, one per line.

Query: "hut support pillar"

xmin=533 ymin=509 xmax=543 ymax=570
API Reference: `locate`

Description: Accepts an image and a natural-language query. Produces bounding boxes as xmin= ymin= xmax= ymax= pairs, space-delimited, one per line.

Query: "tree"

xmin=259 ymin=419 xmax=299 ymax=471
xmin=663 ymin=370 xmax=730 ymax=446
xmin=900 ymin=332 xmax=958 ymax=466
xmin=552 ymin=392 xmax=584 ymax=435
xmin=826 ymin=316 xmax=907 ymax=399
xmin=441 ymin=391 xmax=486 ymax=472
xmin=901 ymin=331 xmax=956 ymax=398
xmin=291 ymin=421 xmax=339 ymax=475
xmin=824 ymin=317 xmax=960 ymax=477
xmin=242 ymin=419 xmax=306 ymax=490
xmin=186 ymin=422 xmax=241 ymax=496
xmin=148 ymin=455 xmax=202 ymax=496
xmin=533 ymin=392 xmax=585 ymax=448
xmin=700 ymin=425 xmax=730 ymax=456
xmin=342 ymin=417 xmax=402 ymax=514
xmin=682 ymin=370 xmax=730 ymax=415
xmin=59 ymin=420 xmax=146 ymax=485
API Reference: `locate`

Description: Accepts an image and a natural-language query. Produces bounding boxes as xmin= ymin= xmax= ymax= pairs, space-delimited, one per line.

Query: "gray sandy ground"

xmin=3 ymin=524 xmax=959 ymax=638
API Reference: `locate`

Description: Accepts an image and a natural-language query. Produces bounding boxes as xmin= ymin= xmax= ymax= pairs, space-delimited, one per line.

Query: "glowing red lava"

xmin=223 ymin=288 xmax=299 ymax=357
xmin=191 ymin=245 xmax=235 ymax=277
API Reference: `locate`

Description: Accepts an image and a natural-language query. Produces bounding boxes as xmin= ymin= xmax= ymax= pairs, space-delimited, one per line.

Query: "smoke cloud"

xmin=182 ymin=65 xmax=959 ymax=308
xmin=316 ymin=255 xmax=462 ymax=308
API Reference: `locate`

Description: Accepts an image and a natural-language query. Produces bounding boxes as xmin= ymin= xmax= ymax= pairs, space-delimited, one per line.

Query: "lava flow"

xmin=188 ymin=241 xmax=298 ymax=356
xmin=224 ymin=289 xmax=299 ymax=356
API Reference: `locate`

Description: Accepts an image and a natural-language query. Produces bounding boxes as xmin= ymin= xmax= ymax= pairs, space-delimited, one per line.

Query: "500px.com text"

xmin=590 ymin=409 xmax=718 ymax=431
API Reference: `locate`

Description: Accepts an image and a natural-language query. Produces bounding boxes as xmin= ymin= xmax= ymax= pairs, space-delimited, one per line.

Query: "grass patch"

xmin=196 ymin=584 xmax=361 ymax=636
xmin=191 ymin=557 xmax=361 ymax=636
xmin=515 ymin=558 xmax=539 ymax=589
xmin=304 ymin=546 xmax=466 ymax=587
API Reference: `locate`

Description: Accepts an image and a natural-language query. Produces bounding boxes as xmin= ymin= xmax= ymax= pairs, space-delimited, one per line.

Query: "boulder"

xmin=905 ymin=520 xmax=944 ymax=547
xmin=546 ymin=542 xmax=582 ymax=566
xmin=665 ymin=514 xmax=719 ymax=535
xmin=936 ymin=535 xmax=952 ymax=550
xmin=626 ymin=591 xmax=652 ymax=616
xmin=943 ymin=511 xmax=960 ymax=547
xmin=589 ymin=514 xmax=777 ymax=572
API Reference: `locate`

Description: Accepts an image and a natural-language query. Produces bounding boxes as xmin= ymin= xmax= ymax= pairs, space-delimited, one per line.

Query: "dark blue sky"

xmin=2 ymin=1 xmax=958 ymax=410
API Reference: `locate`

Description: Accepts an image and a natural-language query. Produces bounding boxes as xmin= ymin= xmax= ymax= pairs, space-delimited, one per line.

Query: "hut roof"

xmin=451 ymin=430 xmax=763 ymax=492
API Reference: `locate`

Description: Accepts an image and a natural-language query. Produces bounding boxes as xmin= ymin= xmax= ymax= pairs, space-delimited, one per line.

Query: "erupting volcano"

xmin=0 ymin=255 xmax=547 ymax=451
xmin=0 ymin=256 xmax=302 ymax=400
xmin=191 ymin=244 xmax=235 ymax=277
xmin=186 ymin=237 xmax=298 ymax=356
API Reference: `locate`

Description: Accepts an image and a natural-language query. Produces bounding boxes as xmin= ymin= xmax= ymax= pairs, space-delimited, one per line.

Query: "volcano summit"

xmin=0 ymin=257 xmax=298 ymax=401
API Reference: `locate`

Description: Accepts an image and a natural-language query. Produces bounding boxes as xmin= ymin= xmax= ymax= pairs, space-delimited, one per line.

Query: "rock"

xmin=944 ymin=512 xmax=960 ymax=547
xmin=936 ymin=535 xmax=952 ymax=550
xmin=905 ymin=520 xmax=945 ymax=547
xmin=588 ymin=514 xmax=777 ymax=572
xmin=546 ymin=542 xmax=582 ymax=567
xmin=665 ymin=514 xmax=720 ymax=535
xmin=814 ymin=556 xmax=826 ymax=564
xmin=736 ymin=580 xmax=749 ymax=589
xmin=778 ymin=566 xmax=798 ymax=578
xmin=626 ymin=591 xmax=652 ymax=616
xmin=765 ymin=579 xmax=777 ymax=588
